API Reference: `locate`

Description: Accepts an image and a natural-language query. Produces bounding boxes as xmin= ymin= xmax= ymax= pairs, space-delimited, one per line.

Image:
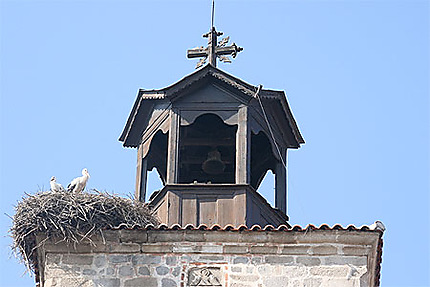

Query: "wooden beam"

xmin=166 ymin=109 xmax=180 ymax=184
xmin=135 ymin=144 xmax=148 ymax=202
xmin=275 ymin=148 xmax=287 ymax=214
xmin=236 ymin=106 xmax=250 ymax=184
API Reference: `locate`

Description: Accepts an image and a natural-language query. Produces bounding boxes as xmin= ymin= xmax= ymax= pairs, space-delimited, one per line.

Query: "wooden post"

xmin=275 ymin=148 xmax=287 ymax=214
xmin=167 ymin=108 xmax=180 ymax=184
xmin=236 ymin=106 xmax=250 ymax=184
xmin=135 ymin=145 xmax=148 ymax=202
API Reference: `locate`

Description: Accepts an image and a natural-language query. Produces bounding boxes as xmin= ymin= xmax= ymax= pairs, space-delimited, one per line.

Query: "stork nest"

xmin=10 ymin=190 xmax=159 ymax=274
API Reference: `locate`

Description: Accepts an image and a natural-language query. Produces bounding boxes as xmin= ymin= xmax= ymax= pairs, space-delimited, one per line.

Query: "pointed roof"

xmin=119 ymin=64 xmax=304 ymax=148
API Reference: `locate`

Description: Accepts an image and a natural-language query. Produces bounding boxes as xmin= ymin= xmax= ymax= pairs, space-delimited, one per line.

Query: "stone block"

xmin=224 ymin=245 xmax=248 ymax=254
xmin=161 ymin=278 xmax=177 ymax=287
xmin=142 ymin=244 xmax=173 ymax=253
xmin=119 ymin=265 xmax=135 ymax=276
xmin=172 ymin=266 xmax=181 ymax=277
xmin=231 ymin=266 xmax=242 ymax=273
xmin=233 ymin=256 xmax=250 ymax=264
xmin=324 ymin=256 xmax=367 ymax=266
xmin=46 ymin=253 xmax=61 ymax=264
xmin=183 ymin=231 xmax=206 ymax=242
xmin=106 ymin=267 xmax=115 ymax=276
xmin=310 ymin=266 xmax=349 ymax=277
xmin=148 ymin=231 xmax=184 ymax=243
xmin=82 ymin=268 xmax=97 ymax=276
xmin=108 ymin=255 xmax=131 ymax=264
xmin=198 ymin=255 xmax=225 ymax=262
xmin=94 ymin=255 xmax=107 ymax=268
xmin=43 ymin=243 xmax=71 ymax=253
xmin=294 ymin=232 xmax=338 ymax=244
xmin=172 ymin=244 xmax=196 ymax=253
xmin=280 ymin=245 xmax=311 ymax=255
xmin=342 ymin=246 xmax=371 ymax=256
xmin=132 ymin=254 xmax=162 ymax=265
xmin=264 ymin=256 xmax=294 ymax=264
xmin=171 ymin=243 xmax=223 ymax=254
xmin=180 ymin=255 xmax=193 ymax=262
xmin=296 ymin=257 xmax=321 ymax=266
xmin=88 ymin=243 xmax=109 ymax=252
xmin=54 ymin=243 xmax=106 ymax=253
xmin=335 ymin=233 xmax=376 ymax=245
xmin=282 ymin=266 xmax=308 ymax=278
xmin=238 ymin=233 xmax=271 ymax=243
xmin=200 ymin=244 xmax=223 ymax=253
xmin=250 ymin=246 xmax=278 ymax=254
xmin=257 ymin=265 xmax=270 ymax=275
xmin=205 ymin=231 xmax=242 ymax=243
xmin=44 ymin=266 xmax=69 ymax=278
xmin=109 ymin=243 xmax=141 ymax=253
xmin=59 ymin=277 xmax=93 ymax=287
xmin=251 ymin=257 xmax=262 ymax=265
xmin=62 ymin=254 xmax=93 ymax=265
xmin=262 ymin=276 xmax=288 ymax=287
xmin=311 ymin=245 xmax=338 ymax=255
xmin=120 ymin=230 xmax=148 ymax=243
xmin=166 ymin=256 xmax=177 ymax=266
xmin=93 ymin=278 xmax=120 ymax=287
xmin=138 ymin=266 xmax=150 ymax=275
xmin=99 ymin=230 xmax=120 ymax=243
xmin=156 ymin=266 xmax=170 ymax=275
xmin=124 ymin=278 xmax=157 ymax=287
xmin=266 ymin=233 xmax=299 ymax=244
xmin=43 ymin=241 xmax=105 ymax=253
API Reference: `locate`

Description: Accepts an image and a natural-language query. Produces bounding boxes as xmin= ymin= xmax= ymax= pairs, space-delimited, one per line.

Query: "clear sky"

xmin=1 ymin=0 xmax=428 ymax=286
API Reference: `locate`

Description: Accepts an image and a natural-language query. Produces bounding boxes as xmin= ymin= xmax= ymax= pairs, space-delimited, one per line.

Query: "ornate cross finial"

xmin=187 ymin=1 xmax=243 ymax=69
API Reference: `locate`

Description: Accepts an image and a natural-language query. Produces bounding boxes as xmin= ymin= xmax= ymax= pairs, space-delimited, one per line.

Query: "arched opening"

xmin=251 ymin=131 xmax=277 ymax=190
xmin=178 ymin=113 xmax=237 ymax=183
xmin=146 ymin=130 xmax=168 ymax=184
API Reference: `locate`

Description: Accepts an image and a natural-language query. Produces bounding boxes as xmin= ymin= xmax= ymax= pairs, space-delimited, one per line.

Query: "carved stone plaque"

xmin=188 ymin=267 xmax=222 ymax=286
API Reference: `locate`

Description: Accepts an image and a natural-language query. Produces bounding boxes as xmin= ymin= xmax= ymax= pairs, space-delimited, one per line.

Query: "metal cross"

xmin=187 ymin=26 xmax=243 ymax=69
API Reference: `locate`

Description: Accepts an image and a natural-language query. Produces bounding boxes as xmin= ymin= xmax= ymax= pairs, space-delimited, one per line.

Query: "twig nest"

xmin=10 ymin=190 xmax=159 ymax=274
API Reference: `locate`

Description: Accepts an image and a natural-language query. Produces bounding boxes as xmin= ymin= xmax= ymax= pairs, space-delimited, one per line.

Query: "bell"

xmin=202 ymin=149 xmax=225 ymax=175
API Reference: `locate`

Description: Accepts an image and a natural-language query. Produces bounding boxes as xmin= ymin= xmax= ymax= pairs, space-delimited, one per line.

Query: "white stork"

xmin=50 ymin=176 xmax=65 ymax=192
xmin=67 ymin=168 xmax=90 ymax=193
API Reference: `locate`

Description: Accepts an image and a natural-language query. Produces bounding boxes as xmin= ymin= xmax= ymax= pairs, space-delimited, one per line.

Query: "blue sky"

xmin=1 ymin=0 xmax=428 ymax=286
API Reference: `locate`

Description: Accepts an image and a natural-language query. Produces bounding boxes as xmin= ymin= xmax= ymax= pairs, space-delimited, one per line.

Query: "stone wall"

xmin=36 ymin=228 xmax=382 ymax=287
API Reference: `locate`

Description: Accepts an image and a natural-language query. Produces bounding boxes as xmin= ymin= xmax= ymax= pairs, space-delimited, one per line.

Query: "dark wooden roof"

xmin=119 ymin=64 xmax=304 ymax=148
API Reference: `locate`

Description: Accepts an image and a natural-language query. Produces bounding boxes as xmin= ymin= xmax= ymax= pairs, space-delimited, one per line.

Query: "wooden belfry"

xmin=119 ymin=24 xmax=303 ymax=227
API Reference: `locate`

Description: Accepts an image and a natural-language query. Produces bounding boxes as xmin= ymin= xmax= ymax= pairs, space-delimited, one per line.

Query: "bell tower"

xmin=119 ymin=23 xmax=303 ymax=227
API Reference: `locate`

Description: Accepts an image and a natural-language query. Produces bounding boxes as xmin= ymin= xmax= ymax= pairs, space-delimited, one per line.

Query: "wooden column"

xmin=275 ymin=148 xmax=287 ymax=214
xmin=236 ymin=106 xmax=250 ymax=184
xmin=135 ymin=144 xmax=148 ymax=202
xmin=166 ymin=108 xmax=180 ymax=184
